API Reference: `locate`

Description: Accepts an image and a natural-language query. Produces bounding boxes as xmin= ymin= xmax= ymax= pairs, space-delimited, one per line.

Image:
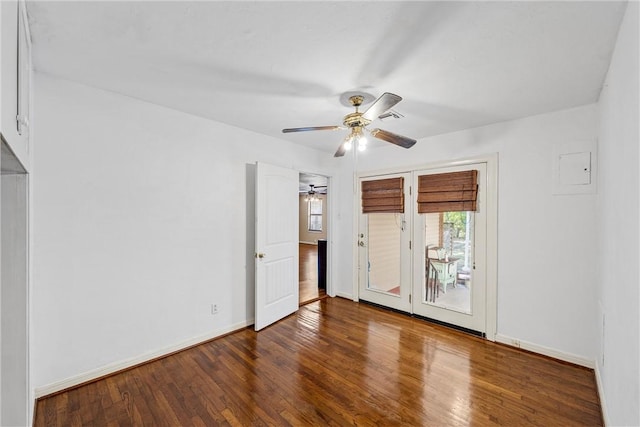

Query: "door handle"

xmin=255 ymin=253 xmax=266 ymax=259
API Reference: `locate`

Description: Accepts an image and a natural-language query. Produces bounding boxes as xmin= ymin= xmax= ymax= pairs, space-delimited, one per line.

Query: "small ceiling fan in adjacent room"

xmin=283 ymin=92 xmax=417 ymax=157
xmin=300 ymin=184 xmax=326 ymax=202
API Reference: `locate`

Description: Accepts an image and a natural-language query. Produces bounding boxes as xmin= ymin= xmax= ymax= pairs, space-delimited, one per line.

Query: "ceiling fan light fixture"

xmin=343 ymin=135 xmax=353 ymax=151
xmin=342 ymin=127 xmax=367 ymax=153
xmin=304 ymin=184 xmax=322 ymax=202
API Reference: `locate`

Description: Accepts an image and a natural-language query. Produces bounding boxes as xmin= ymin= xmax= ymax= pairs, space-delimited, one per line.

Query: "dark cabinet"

xmin=317 ymin=240 xmax=327 ymax=289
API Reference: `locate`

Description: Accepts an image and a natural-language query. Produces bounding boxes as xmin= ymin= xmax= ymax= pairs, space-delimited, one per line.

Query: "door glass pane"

xmin=367 ymin=213 xmax=402 ymax=295
xmin=424 ymin=211 xmax=474 ymax=313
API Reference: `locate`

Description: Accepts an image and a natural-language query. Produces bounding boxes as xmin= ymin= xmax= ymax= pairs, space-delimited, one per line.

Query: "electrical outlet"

xmin=211 ymin=304 xmax=219 ymax=315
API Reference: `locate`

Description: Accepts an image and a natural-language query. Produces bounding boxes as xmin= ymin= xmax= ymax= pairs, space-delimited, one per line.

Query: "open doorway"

xmin=298 ymin=173 xmax=328 ymax=305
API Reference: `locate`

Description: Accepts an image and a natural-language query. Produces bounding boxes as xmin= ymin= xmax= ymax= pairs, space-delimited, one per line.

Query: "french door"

xmin=357 ymin=163 xmax=491 ymax=335
xmin=358 ymin=173 xmax=412 ymax=312
xmin=412 ymin=163 xmax=488 ymax=334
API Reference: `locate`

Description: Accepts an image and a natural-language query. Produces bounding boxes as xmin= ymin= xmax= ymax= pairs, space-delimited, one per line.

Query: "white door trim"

xmin=298 ymin=171 xmax=335 ymax=298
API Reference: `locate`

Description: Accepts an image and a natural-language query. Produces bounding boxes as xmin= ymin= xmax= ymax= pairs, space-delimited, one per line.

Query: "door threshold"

xmin=359 ymin=299 xmax=485 ymax=338
xmin=412 ymin=313 xmax=485 ymax=338
xmin=299 ymin=293 xmax=329 ymax=307
xmin=359 ymin=299 xmax=410 ymax=315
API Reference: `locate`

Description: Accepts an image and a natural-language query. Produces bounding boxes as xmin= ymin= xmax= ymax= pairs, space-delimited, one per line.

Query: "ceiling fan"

xmin=283 ymin=92 xmax=417 ymax=157
xmin=300 ymin=184 xmax=326 ymax=201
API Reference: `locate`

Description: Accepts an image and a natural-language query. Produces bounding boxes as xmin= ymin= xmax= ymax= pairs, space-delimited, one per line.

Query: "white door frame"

xmin=353 ymin=154 xmax=498 ymax=341
xmin=298 ymin=171 xmax=335 ymax=298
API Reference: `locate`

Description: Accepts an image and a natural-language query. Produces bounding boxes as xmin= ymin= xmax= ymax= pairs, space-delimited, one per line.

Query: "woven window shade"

xmin=361 ymin=177 xmax=404 ymax=213
xmin=418 ymin=170 xmax=478 ymax=213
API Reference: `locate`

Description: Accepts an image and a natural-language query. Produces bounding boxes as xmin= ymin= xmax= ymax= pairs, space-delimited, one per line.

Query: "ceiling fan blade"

xmin=362 ymin=92 xmax=402 ymax=121
xmin=282 ymin=125 xmax=341 ymax=133
xmin=370 ymin=128 xmax=417 ymax=149
xmin=334 ymin=143 xmax=347 ymax=157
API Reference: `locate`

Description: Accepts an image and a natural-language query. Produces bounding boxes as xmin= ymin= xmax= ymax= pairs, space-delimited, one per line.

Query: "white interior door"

xmin=412 ymin=163 xmax=488 ymax=334
xmin=255 ymin=162 xmax=299 ymax=331
xmin=358 ymin=173 xmax=412 ymax=313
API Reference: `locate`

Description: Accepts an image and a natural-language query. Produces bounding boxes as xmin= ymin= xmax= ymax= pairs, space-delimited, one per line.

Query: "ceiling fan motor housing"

xmin=343 ymin=95 xmax=371 ymax=128
xmin=343 ymin=112 xmax=370 ymax=128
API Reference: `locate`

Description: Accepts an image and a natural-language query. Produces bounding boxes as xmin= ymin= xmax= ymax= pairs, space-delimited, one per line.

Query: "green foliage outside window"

xmin=443 ymin=211 xmax=467 ymax=238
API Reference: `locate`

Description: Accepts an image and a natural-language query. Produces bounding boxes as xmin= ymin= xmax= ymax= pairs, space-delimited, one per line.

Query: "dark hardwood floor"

xmin=34 ymin=298 xmax=602 ymax=426
xmin=299 ymin=243 xmax=326 ymax=305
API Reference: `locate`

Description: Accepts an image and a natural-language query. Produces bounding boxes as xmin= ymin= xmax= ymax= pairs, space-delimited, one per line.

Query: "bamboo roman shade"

xmin=418 ymin=170 xmax=478 ymax=213
xmin=361 ymin=177 xmax=404 ymax=213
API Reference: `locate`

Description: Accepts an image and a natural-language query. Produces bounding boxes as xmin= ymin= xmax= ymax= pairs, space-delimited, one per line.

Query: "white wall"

xmin=596 ymin=2 xmax=639 ymax=425
xmin=334 ymin=104 xmax=599 ymax=362
xmin=31 ymin=73 xmax=335 ymax=391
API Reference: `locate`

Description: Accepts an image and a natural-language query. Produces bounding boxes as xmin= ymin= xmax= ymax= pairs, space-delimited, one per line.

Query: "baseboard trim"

xmin=299 ymin=241 xmax=317 ymax=245
xmin=34 ymin=319 xmax=254 ymax=399
xmin=494 ymin=333 xmax=594 ymax=368
xmin=594 ymin=362 xmax=609 ymax=426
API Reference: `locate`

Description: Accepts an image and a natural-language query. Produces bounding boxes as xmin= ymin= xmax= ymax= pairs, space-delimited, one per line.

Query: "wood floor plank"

xmin=34 ymin=298 xmax=603 ymax=426
xmin=299 ymin=243 xmax=326 ymax=305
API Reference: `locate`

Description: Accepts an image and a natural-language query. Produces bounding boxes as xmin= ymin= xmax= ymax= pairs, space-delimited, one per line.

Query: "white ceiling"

xmin=26 ymin=1 xmax=627 ymax=154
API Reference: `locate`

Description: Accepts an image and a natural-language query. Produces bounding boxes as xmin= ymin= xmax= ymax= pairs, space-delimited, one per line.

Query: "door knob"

xmin=358 ymin=241 xmax=365 ymax=247
xmin=255 ymin=253 xmax=266 ymax=259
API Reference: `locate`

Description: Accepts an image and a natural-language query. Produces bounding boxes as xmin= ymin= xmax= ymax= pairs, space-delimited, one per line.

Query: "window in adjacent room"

xmin=308 ymin=199 xmax=323 ymax=232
